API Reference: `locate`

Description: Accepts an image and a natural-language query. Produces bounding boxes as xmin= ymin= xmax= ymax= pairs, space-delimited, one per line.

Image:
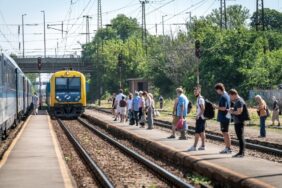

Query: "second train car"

xmin=46 ymin=70 xmax=86 ymax=118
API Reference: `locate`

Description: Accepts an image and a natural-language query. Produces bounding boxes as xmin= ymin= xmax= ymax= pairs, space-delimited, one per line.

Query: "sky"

xmin=0 ymin=0 xmax=281 ymax=57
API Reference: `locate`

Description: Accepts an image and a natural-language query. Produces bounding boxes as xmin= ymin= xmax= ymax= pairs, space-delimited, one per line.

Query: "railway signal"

xmin=37 ymin=57 xmax=42 ymax=70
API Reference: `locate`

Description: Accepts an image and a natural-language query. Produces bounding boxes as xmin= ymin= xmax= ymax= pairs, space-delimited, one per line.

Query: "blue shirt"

xmin=176 ymin=94 xmax=189 ymax=117
xmin=133 ymin=96 xmax=140 ymax=112
xmin=217 ymin=91 xmax=231 ymax=123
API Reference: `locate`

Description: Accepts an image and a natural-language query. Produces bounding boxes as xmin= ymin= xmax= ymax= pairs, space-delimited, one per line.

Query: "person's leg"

xmin=200 ymin=132 xmax=205 ymax=147
xmin=261 ymin=116 xmax=266 ymax=137
xmin=134 ymin=111 xmax=139 ymax=126
xmin=223 ymin=132 xmax=231 ymax=149
xmin=241 ymin=123 xmax=246 ymax=154
xmin=194 ymin=133 xmax=200 ymax=147
xmin=235 ymin=123 xmax=243 ymax=154
xmin=147 ymin=107 xmax=153 ymax=129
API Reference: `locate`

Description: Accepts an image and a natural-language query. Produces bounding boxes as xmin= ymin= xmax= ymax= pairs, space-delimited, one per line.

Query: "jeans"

xmin=234 ymin=122 xmax=245 ymax=154
xmin=260 ymin=116 xmax=266 ymax=137
xmin=134 ymin=111 xmax=139 ymax=125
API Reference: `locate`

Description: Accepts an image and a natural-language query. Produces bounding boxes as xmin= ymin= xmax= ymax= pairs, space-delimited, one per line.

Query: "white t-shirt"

xmin=115 ymin=93 xmax=125 ymax=108
xmin=127 ymin=99 xmax=133 ymax=110
xmin=197 ymin=96 xmax=205 ymax=119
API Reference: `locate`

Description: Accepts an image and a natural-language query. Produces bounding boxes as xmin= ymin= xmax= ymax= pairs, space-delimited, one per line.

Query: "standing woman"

xmin=144 ymin=92 xmax=154 ymax=129
xmin=127 ymin=93 xmax=133 ymax=124
xmin=255 ymin=95 xmax=267 ymax=138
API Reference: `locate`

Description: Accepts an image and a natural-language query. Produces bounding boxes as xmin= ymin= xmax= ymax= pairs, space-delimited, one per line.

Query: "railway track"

xmin=57 ymin=118 xmax=195 ymax=188
xmin=90 ymin=107 xmax=282 ymax=157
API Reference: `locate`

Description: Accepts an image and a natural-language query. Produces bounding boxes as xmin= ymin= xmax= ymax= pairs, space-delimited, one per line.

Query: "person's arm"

xmin=230 ymin=101 xmax=243 ymax=115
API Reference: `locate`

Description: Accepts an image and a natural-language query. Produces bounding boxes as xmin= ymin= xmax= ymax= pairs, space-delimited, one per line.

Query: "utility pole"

xmin=256 ymin=0 xmax=265 ymax=31
xmin=22 ymin=14 xmax=27 ymax=58
xmin=97 ymin=0 xmax=102 ymax=30
xmin=140 ymin=0 xmax=148 ymax=49
xmin=155 ymin=23 xmax=158 ymax=35
xmin=83 ymin=15 xmax=92 ymax=43
xmin=162 ymin=14 xmax=167 ymax=36
xmin=41 ymin=11 xmax=46 ymax=58
xmin=220 ymin=0 xmax=227 ymax=30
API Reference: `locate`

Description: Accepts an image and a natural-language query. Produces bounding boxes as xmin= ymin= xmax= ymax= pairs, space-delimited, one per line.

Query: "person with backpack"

xmin=119 ymin=96 xmax=127 ymax=123
xmin=213 ymin=83 xmax=232 ymax=154
xmin=255 ymin=95 xmax=268 ymax=138
xmin=159 ymin=95 xmax=164 ymax=109
xmin=114 ymin=89 xmax=125 ymax=121
xmin=228 ymin=89 xmax=249 ymax=158
xmin=188 ymin=86 xmax=206 ymax=151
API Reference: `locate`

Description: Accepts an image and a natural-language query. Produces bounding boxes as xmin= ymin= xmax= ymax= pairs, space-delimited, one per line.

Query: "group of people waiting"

xmin=112 ymin=89 xmax=155 ymax=129
xmin=110 ymin=83 xmax=280 ymax=158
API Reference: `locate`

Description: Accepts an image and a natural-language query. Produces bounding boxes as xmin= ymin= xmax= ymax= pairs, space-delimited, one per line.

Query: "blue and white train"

xmin=0 ymin=53 xmax=33 ymax=140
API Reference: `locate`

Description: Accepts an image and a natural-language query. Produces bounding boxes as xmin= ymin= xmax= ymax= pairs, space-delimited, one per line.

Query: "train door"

xmin=23 ymin=77 xmax=26 ymax=112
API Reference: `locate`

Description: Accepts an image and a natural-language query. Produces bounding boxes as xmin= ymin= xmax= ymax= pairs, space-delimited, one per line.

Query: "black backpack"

xmin=203 ymin=99 xmax=215 ymax=119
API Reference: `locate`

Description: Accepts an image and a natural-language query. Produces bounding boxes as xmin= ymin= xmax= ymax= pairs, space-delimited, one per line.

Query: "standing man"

xmin=228 ymin=89 xmax=246 ymax=158
xmin=32 ymin=92 xmax=39 ymax=115
xmin=114 ymin=89 xmax=125 ymax=121
xmin=132 ymin=92 xmax=140 ymax=126
xmin=213 ymin=83 xmax=232 ymax=154
xmin=188 ymin=86 xmax=206 ymax=151
xmin=271 ymin=96 xmax=280 ymax=127
xmin=167 ymin=87 xmax=188 ymax=139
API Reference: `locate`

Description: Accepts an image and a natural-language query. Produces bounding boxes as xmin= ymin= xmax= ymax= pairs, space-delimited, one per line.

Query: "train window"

xmin=55 ymin=78 xmax=68 ymax=91
xmin=68 ymin=78 xmax=80 ymax=92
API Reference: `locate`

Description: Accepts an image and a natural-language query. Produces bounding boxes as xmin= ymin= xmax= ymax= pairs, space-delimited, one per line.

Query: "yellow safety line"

xmin=0 ymin=115 xmax=32 ymax=169
xmin=47 ymin=115 xmax=75 ymax=188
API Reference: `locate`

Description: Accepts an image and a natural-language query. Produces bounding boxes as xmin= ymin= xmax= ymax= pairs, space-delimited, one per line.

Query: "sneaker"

xmin=187 ymin=146 xmax=197 ymax=152
xmin=232 ymin=153 xmax=244 ymax=158
xmin=167 ymin=135 xmax=175 ymax=139
xmin=178 ymin=136 xmax=187 ymax=140
xmin=198 ymin=146 xmax=205 ymax=151
xmin=113 ymin=118 xmax=117 ymax=121
xmin=219 ymin=148 xmax=232 ymax=154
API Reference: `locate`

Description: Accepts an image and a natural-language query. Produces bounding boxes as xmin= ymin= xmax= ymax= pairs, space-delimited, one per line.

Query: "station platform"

xmin=0 ymin=112 xmax=74 ymax=188
xmin=85 ymin=109 xmax=282 ymax=188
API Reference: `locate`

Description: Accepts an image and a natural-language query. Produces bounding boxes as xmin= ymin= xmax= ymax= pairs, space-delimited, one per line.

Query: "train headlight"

xmin=75 ymin=96 xmax=81 ymax=101
xmin=56 ymin=96 xmax=62 ymax=102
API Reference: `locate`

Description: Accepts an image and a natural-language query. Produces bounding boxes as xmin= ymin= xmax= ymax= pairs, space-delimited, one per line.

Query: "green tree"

xmin=250 ymin=8 xmax=282 ymax=32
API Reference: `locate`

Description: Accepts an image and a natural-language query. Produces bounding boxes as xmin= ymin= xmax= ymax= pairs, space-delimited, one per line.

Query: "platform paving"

xmin=0 ymin=113 xmax=72 ymax=188
xmin=85 ymin=109 xmax=282 ymax=188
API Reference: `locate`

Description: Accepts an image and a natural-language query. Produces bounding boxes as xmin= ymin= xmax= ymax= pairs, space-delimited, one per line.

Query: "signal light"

xmin=37 ymin=57 xmax=42 ymax=70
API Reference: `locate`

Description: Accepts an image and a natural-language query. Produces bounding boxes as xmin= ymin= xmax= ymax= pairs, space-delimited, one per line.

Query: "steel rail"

xmin=57 ymin=119 xmax=114 ymax=188
xmin=78 ymin=117 xmax=194 ymax=188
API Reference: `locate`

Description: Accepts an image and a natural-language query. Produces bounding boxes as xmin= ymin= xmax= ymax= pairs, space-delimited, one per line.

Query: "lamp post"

xmin=21 ymin=14 xmax=27 ymax=58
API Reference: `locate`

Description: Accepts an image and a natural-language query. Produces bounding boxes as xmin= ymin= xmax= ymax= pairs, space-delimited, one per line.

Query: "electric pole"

xmin=140 ymin=0 xmax=148 ymax=48
xmin=41 ymin=11 xmax=46 ymax=58
xmin=22 ymin=14 xmax=27 ymax=58
xmin=162 ymin=14 xmax=167 ymax=36
xmin=97 ymin=0 xmax=102 ymax=30
xmin=256 ymin=0 xmax=265 ymax=31
xmin=83 ymin=15 xmax=92 ymax=43
xmin=220 ymin=0 xmax=227 ymax=30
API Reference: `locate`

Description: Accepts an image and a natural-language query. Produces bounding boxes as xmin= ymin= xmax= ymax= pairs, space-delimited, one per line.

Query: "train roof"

xmin=2 ymin=52 xmax=23 ymax=74
xmin=51 ymin=70 xmax=85 ymax=78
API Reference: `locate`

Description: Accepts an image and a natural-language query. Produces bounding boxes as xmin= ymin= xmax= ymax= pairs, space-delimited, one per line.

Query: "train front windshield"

xmin=55 ymin=77 xmax=81 ymax=102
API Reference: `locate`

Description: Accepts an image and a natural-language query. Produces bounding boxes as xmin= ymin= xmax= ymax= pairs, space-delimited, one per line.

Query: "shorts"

xmin=220 ymin=122 xmax=230 ymax=132
xmin=195 ymin=117 xmax=206 ymax=133
xmin=172 ymin=116 xmax=180 ymax=126
xmin=119 ymin=107 xmax=126 ymax=115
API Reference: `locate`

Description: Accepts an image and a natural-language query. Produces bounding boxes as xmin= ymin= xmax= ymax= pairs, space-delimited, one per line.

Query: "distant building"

xmin=127 ymin=78 xmax=150 ymax=93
